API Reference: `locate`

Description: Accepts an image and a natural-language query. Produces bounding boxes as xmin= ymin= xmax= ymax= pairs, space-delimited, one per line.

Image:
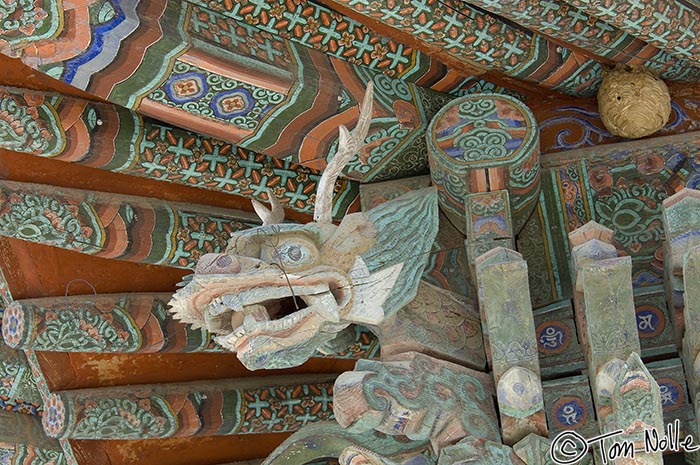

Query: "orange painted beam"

xmin=71 ymin=434 xmax=287 ymax=465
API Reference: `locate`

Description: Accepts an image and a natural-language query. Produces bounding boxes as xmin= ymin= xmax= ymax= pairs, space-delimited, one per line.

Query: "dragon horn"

xmin=251 ymin=188 xmax=285 ymax=226
xmin=313 ymin=82 xmax=374 ymax=224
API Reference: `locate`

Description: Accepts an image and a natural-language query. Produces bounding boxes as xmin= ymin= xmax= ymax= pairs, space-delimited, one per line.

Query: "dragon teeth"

xmin=305 ymin=292 xmax=340 ymax=322
xmin=208 ymin=294 xmax=245 ymax=316
xmin=216 ymin=307 xmax=314 ymax=352
xmin=235 ymin=307 xmax=311 ymax=333
xmin=209 ymin=296 xmax=228 ymax=316
xmin=215 ymin=327 xmax=246 ymax=350
xmin=222 ymin=294 xmax=244 ymax=312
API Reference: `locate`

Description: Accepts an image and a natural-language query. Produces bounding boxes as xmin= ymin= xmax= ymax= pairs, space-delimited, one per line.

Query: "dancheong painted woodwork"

xmin=427 ymin=93 xmax=540 ymax=236
xmin=3 ymin=1 xmax=700 ymax=464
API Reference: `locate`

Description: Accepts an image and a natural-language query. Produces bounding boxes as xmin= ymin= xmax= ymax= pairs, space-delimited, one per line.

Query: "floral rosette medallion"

xmin=43 ymin=393 xmax=67 ymax=438
xmin=2 ymin=302 xmax=27 ymax=348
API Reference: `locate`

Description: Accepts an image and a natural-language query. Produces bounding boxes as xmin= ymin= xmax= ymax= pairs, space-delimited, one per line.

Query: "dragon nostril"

xmin=195 ymin=253 xmax=241 ymax=274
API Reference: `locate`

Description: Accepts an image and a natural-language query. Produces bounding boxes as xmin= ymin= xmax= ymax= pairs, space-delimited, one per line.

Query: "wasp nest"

xmin=597 ymin=65 xmax=671 ymax=139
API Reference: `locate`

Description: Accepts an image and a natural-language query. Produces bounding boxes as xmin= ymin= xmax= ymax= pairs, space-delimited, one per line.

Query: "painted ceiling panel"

xmin=0 ymin=0 xmax=453 ymax=170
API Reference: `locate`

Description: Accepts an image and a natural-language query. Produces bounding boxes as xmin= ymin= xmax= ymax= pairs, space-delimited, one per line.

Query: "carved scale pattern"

xmin=357 ymin=357 xmax=501 ymax=443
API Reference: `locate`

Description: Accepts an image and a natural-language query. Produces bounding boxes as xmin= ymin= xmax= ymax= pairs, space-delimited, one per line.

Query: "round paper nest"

xmin=597 ymin=65 xmax=671 ymax=139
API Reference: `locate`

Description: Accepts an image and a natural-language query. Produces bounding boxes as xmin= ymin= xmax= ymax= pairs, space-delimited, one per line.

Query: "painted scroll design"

xmin=5 ymin=295 xmax=222 ymax=354
xmin=0 ymin=444 xmax=66 ymax=465
xmin=0 ymin=181 xmax=258 ymax=269
xmin=538 ymin=101 xmax=692 ymax=152
xmin=0 ymin=268 xmax=42 ymax=417
xmin=0 ymin=88 xmax=62 ymax=155
xmin=0 ymin=189 xmax=101 ymax=254
xmin=47 ymin=382 xmax=336 ymax=439
xmin=521 ymin=135 xmax=700 ymax=309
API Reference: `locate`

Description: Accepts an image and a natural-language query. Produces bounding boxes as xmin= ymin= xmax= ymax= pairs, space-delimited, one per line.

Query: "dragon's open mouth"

xmin=204 ymin=274 xmax=351 ymax=351
xmin=264 ymin=295 xmax=308 ymax=320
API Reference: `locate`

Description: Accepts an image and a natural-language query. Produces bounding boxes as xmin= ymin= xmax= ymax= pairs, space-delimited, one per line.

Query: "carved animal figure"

xmin=168 ymin=85 xmax=439 ymax=369
xmin=333 ymin=352 xmax=500 ymax=454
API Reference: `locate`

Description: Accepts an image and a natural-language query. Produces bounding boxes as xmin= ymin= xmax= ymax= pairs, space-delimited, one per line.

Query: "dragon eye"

xmin=259 ymin=236 xmax=319 ymax=269
xmin=275 ymin=242 xmax=312 ymax=266
xmin=285 ymin=245 xmax=302 ymax=261
xmin=271 ymin=238 xmax=318 ymax=269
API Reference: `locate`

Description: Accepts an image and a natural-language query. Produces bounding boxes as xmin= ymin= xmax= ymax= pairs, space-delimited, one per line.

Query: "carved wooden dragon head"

xmin=169 ymin=84 xmax=439 ymax=369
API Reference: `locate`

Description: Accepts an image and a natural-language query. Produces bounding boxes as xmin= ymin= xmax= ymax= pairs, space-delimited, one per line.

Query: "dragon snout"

xmin=195 ymin=253 xmax=274 ymax=275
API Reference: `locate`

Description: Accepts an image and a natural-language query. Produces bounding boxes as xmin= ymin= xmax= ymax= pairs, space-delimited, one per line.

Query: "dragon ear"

xmin=360 ymin=187 xmax=439 ymax=316
xmin=320 ymin=212 xmax=377 ymax=272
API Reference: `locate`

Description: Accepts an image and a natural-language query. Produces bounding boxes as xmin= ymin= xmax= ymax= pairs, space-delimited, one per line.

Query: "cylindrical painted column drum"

xmin=427 ymin=94 xmax=541 ymax=235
